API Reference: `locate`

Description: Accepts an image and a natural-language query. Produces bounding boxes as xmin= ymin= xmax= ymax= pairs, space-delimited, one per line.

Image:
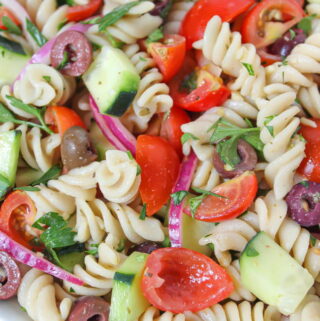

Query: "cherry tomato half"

xmin=137 ymin=135 xmax=180 ymax=216
xmin=0 ymin=7 xmax=20 ymax=31
xmin=148 ymin=35 xmax=186 ymax=83
xmin=160 ymin=107 xmax=191 ymax=158
xmin=180 ymin=0 xmax=255 ymax=49
xmin=45 ymin=106 xmax=86 ymax=136
xmin=298 ymin=119 xmax=320 ymax=183
xmin=0 ymin=191 xmax=38 ymax=250
xmin=241 ymin=0 xmax=305 ymax=49
xmin=141 ymin=247 xmax=234 ymax=313
xmin=67 ymin=0 xmax=103 ymax=22
xmin=169 ymin=55 xmax=230 ymax=112
xmin=184 ymin=171 xmax=258 ymax=222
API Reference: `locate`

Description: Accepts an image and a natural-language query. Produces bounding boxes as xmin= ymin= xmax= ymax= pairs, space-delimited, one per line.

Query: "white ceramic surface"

xmin=0 ymin=298 xmax=31 ymax=321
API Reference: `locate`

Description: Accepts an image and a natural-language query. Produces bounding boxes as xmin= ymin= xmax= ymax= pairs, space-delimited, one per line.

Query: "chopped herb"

xmin=298 ymin=14 xmax=317 ymax=35
xmin=181 ymin=132 xmax=199 ymax=144
xmin=0 ymin=173 xmax=11 ymax=198
xmin=299 ymin=181 xmax=309 ymax=188
xmin=192 ymin=187 xmax=227 ymax=199
xmin=281 ymin=56 xmax=288 ymax=65
xmin=57 ymin=50 xmax=69 ymax=70
xmin=207 ymin=243 xmax=214 ymax=252
xmin=181 ymin=71 xmax=197 ymax=92
xmin=162 ymin=235 xmax=171 ymax=247
xmin=282 ymin=71 xmax=285 ymax=83
xmin=266 ymin=125 xmax=274 ymax=137
xmin=26 ymin=19 xmax=47 ymax=47
xmin=241 ymin=62 xmax=255 ymax=76
xmin=310 ymin=235 xmax=317 ymax=247
xmin=104 ymin=29 xmax=124 ymax=48
xmin=244 ymin=118 xmax=254 ymax=128
xmin=86 ymin=243 xmax=99 ymax=255
xmin=42 ymin=75 xmax=51 ymax=83
xmin=30 ymin=165 xmax=61 ymax=186
xmin=116 ymin=239 xmax=125 ymax=252
xmin=139 ymin=203 xmax=147 ymax=220
xmin=126 ymin=150 xmax=134 ymax=160
xmin=2 ymin=16 xmax=22 ymax=35
xmin=69 ymin=287 xmax=75 ymax=293
xmin=257 ymin=188 xmax=270 ymax=197
xmin=57 ymin=0 xmax=74 ymax=5
xmin=20 ymin=306 xmax=27 ymax=313
xmin=85 ymin=1 xmax=141 ymax=31
xmin=57 ymin=20 xmax=68 ymax=31
xmin=246 ymin=246 xmax=259 ymax=257
xmin=295 ymin=98 xmax=301 ymax=105
xmin=289 ymin=29 xmax=296 ymax=40
xmin=136 ymin=164 xmax=141 ymax=176
xmin=5 ymin=97 xmax=53 ymax=134
xmin=14 ymin=186 xmax=40 ymax=192
xmin=171 ymin=190 xmax=188 ymax=205
xmin=146 ymin=28 xmax=164 ymax=44
xmin=139 ymin=56 xmax=147 ymax=62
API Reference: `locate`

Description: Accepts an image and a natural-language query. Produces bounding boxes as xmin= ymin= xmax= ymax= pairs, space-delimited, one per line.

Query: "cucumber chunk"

xmin=0 ymin=130 xmax=21 ymax=196
xmin=109 ymin=252 xmax=149 ymax=321
xmin=0 ymin=35 xmax=30 ymax=86
xmin=83 ymin=46 xmax=140 ymax=117
xmin=240 ymin=232 xmax=314 ymax=315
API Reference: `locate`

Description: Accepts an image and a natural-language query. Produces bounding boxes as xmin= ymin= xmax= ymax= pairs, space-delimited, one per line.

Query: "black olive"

xmin=127 ymin=241 xmax=162 ymax=256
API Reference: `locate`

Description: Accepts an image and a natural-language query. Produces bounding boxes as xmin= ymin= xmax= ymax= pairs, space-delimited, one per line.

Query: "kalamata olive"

xmin=269 ymin=28 xmax=306 ymax=58
xmin=61 ymin=126 xmax=97 ymax=171
xmin=213 ymin=139 xmax=257 ymax=179
xmin=286 ymin=181 xmax=320 ymax=227
xmin=150 ymin=0 xmax=171 ymax=17
xmin=51 ymin=30 xmax=92 ymax=77
xmin=0 ymin=251 xmax=21 ymax=300
xmin=127 ymin=241 xmax=162 ymax=256
xmin=68 ymin=296 xmax=109 ymax=321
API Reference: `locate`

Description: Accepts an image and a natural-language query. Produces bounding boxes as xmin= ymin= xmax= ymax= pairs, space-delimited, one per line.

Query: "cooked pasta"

xmin=96 ymin=150 xmax=141 ymax=204
xmin=191 ymin=160 xmax=220 ymax=192
xmin=139 ymin=307 xmax=185 ymax=321
xmin=290 ymin=294 xmax=320 ymax=321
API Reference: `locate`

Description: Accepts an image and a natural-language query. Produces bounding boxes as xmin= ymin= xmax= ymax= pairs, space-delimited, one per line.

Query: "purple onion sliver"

xmin=169 ymin=152 xmax=198 ymax=247
xmin=0 ymin=231 xmax=84 ymax=286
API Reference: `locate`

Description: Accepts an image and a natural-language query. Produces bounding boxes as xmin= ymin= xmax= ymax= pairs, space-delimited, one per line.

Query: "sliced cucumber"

xmin=240 ymin=232 xmax=313 ymax=315
xmin=0 ymin=35 xmax=30 ymax=86
xmin=83 ymin=46 xmax=140 ymax=117
xmin=0 ymin=130 xmax=21 ymax=197
xmin=109 ymin=252 xmax=149 ymax=321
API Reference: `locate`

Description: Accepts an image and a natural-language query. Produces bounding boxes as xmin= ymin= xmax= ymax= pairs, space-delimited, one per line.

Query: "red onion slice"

xmin=169 ymin=152 xmax=198 ymax=247
xmin=0 ymin=231 xmax=84 ymax=286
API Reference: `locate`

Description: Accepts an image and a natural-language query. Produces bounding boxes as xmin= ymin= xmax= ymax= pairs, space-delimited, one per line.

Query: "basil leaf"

xmin=2 ymin=16 xmax=22 ymax=35
xmin=246 ymin=246 xmax=259 ymax=257
xmin=181 ymin=132 xmax=199 ymax=144
xmin=14 ymin=186 xmax=40 ymax=192
xmin=241 ymin=62 xmax=255 ymax=76
xmin=30 ymin=165 xmax=61 ymax=186
xmin=146 ymin=28 xmax=164 ymax=44
xmin=139 ymin=203 xmax=147 ymax=220
xmin=26 ymin=19 xmax=47 ymax=47
xmin=171 ymin=190 xmax=188 ymax=205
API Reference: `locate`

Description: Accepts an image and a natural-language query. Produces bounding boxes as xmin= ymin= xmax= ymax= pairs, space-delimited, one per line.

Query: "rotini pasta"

xmin=191 ymin=160 xmax=220 ymax=192
xmin=290 ymin=294 xmax=320 ymax=321
xmin=139 ymin=307 xmax=185 ymax=321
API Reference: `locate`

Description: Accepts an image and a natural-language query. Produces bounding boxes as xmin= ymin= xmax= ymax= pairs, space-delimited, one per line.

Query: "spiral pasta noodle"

xmin=122 ymin=44 xmax=173 ymax=132
xmin=191 ymin=160 xmax=220 ymax=192
xmin=193 ymin=15 xmax=266 ymax=99
xmin=0 ymin=122 xmax=14 ymax=132
xmin=139 ymin=307 xmax=185 ymax=321
xmin=18 ymin=268 xmax=74 ymax=321
xmin=289 ymin=294 xmax=320 ymax=321
xmin=96 ymin=150 xmax=141 ymax=204
xmin=13 ymin=64 xmax=76 ymax=107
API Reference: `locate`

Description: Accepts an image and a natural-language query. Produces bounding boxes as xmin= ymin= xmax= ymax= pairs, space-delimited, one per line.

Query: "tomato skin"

xmin=180 ymin=0 xmax=255 ymax=49
xmin=298 ymin=119 xmax=320 ymax=183
xmin=160 ymin=107 xmax=191 ymax=158
xmin=185 ymin=171 xmax=258 ymax=222
xmin=45 ymin=106 xmax=86 ymax=136
xmin=137 ymin=135 xmax=180 ymax=216
xmin=67 ymin=0 xmax=103 ymax=22
xmin=257 ymin=48 xmax=281 ymax=66
xmin=241 ymin=0 xmax=305 ymax=49
xmin=0 ymin=191 xmax=38 ymax=250
xmin=141 ymin=248 xmax=234 ymax=313
xmin=148 ymin=35 xmax=186 ymax=83
xmin=0 ymin=7 xmax=20 ymax=30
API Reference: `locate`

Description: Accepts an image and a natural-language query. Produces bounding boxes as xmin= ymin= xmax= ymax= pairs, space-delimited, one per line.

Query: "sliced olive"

xmin=0 ymin=251 xmax=21 ymax=300
xmin=61 ymin=126 xmax=97 ymax=171
xmin=127 ymin=241 xmax=162 ymax=256
xmin=213 ymin=139 xmax=257 ymax=178
xmin=67 ymin=296 xmax=109 ymax=321
xmin=286 ymin=181 xmax=320 ymax=227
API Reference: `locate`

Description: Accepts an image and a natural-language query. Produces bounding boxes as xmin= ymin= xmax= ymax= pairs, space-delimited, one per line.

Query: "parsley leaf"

xmin=289 ymin=29 xmax=296 ymax=40
xmin=42 ymin=75 xmax=51 ymax=83
xmin=246 ymin=246 xmax=259 ymax=257
xmin=162 ymin=235 xmax=171 ymax=247
xmin=241 ymin=62 xmax=255 ymax=76
xmin=26 ymin=19 xmax=47 ymax=47
xmin=171 ymin=190 xmax=188 ymax=205
xmin=2 ymin=16 xmax=22 ymax=35
xmin=299 ymin=181 xmax=309 ymax=188
xmin=116 ymin=239 xmax=125 ymax=252
xmin=192 ymin=187 xmax=227 ymax=199
xmin=14 ymin=186 xmax=40 ymax=192
xmin=136 ymin=164 xmax=141 ymax=176
xmin=181 ymin=132 xmax=199 ymax=144
xmin=30 ymin=165 xmax=61 ymax=186
xmin=126 ymin=150 xmax=134 ymax=160
xmin=57 ymin=50 xmax=69 ymax=70
xmin=310 ymin=235 xmax=317 ymax=247
xmin=146 ymin=28 xmax=164 ymax=44
xmin=86 ymin=244 xmax=99 ymax=255
xmin=181 ymin=71 xmax=197 ymax=92
xmin=298 ymin=14 xmax=317 ymax=35
xmin=139 ymin=203 xmax=147 ymax=220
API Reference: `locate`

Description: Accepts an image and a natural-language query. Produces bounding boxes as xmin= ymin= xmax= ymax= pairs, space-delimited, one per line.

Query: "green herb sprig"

xmin=2 ymin=16 xmax=22 ymax=35
xmin=26 ymin=19 xmax=47 ymax=47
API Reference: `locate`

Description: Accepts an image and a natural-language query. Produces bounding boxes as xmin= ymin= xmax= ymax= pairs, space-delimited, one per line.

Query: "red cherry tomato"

xmin=184 ymin=171 xmax=258 ymax=222
xmin=0 ymin=7 xmax=21 ymax=31
xmin=160 ymin=107 xmax=191 ymax=158
xmin=241 ymin=0 xmax=305 ymax=49
xmin=141 ymin=248 xmax=234 ymax=313
xmin=180 ymin=0 xmax=255 ymax=49
xmin=137 ymin=135 xmax=180 ymax=216
xmin=148 ymin=35 xmax=186 ymax=82
xmin=67 ymin=0 xmax=103 ymax=22
xmin=169 ymin=55 xmax=230 ymax=112
xmin=298 ymin=119 xmax=320 ymax=183
xmin=45 ymin=106 xmax=86 ymax=136
xmin=0 ymin=191 xmax=39 ymax=250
